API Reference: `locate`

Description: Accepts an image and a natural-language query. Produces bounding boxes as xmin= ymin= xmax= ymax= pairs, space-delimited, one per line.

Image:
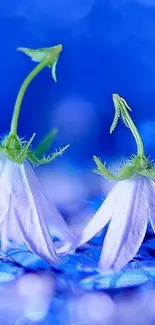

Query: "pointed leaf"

xmin=34 ymin=128 xmax=58 ymax=159
xmin=93 ymin=156 xmax=116 ymax=180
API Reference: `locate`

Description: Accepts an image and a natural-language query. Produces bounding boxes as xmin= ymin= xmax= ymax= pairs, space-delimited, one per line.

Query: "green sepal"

xmin=27 ymin=151 xmax=41 ymax=166
xmin=28 ymin=144 xmax=70 ymax=166
xmin=16 ymin=133 xmax=36 ymax=164
xmin=132 ymin=154 xmax=149 ymax=170
xmin=138 ymin=167 xmax=155 ymax=179
xmin=5 ymin=134 xmax=21 ymax=151
xmin=116 ymin=164 xmax=135 ymax=180
xmin=18 ymin=45 xmax=63 ymax=82
xmin=33 ymin=128 xmax=58 ymax=159
xmin=93 ymin=156 xmax=116 ymax=180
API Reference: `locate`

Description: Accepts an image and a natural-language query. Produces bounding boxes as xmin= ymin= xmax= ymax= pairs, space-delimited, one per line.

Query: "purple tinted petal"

xmin=0 ymin=159 xmax=12 ymax=223
xmin=24 ymin=162 xmax=74 ymax=242
xmin=99 ymin=177 xmax=149 ymax=271
xmin=12 ymin=164 xmax=60 ymax=264
xmin=1 ymin=214 xmax=9 ymax=251
xmin=77 ymin=181 xmax=126 ymax=247
xmin=0 ymin=200 xmax=23 ymax=251
xmin=147 ymin=179 xmax=155 ymax=232
xmin=57 ymin=181 xmax=123 ymax=254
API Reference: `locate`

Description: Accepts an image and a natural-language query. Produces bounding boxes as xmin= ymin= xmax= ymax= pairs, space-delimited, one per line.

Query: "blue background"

xmin=1 ymin=0 xmax=155 ymax=201
xmin=1 ymin=2 xmax=155 ymax=325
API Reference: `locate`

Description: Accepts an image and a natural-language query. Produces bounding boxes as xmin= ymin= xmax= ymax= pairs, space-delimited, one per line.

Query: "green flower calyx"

xmin=93 ymin=94 xmax=155 ymax=181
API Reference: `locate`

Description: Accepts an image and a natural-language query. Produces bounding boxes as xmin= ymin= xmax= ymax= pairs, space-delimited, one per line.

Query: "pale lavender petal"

xmin=147 ymin=179 xmax=155 ymax=231
xmin=0 ymin=200 xmax=23 ymax=251
xmin=57 ymin=180 xmax=124 ymax=254
xmin=1 ymin=213 xmax=10 ymax=251
xmin=77 ymin=180 xmax=127 ymax=247
xmin=0 ymin=159 xmax=12 ymax=223
xmin=99 ymin=177 xmax=149 ymax=271
xmin=11 ymin=163 xmax=60 ymax=264
xmin=24 ymin=162 xmax=74 ymax=242
xmin=0 ymin=157 xmax=5 ymax=174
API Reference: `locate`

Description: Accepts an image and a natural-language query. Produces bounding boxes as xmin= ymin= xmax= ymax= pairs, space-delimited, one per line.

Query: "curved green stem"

xmin=10 ymin=58 xmax=48 ymax=136
xmin=112 ymin=94 xmax=145 ymax=158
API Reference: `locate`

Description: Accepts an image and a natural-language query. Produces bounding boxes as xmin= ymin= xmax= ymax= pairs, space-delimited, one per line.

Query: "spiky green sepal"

xmin=93 ymin=154 xmax=155 ymax=181
xmin=28 ymin=144 xmax=69 ymax=166
xmin=0 ymin=132 xmax=69 ymax=165
xmin=1 ymin=134 xmax=35 ymax=164
xmin=93 ymin=156 xmax=117 ymax=180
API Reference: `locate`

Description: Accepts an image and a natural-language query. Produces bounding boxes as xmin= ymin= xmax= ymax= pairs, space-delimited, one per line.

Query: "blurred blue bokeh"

xmin=2 ymin=0 xmax=155 ymax=205
xmin=1 ymin=2 xmax=155 ymax=324
xmin=2 ymin=0 xmax=155 ymax=164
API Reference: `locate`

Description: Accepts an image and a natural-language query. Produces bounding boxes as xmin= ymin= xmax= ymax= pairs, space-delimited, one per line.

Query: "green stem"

xmin=113 ymin=94 xmax=145 ymax=158
xmin=123 ymin=108 xmax=144 ymax=157
xmin=10 ymin=58 xmax=48 ymax=136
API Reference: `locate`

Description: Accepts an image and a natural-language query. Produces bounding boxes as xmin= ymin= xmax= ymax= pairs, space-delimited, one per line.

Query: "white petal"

xmin=99 ymin=177 xmax=149 ymax=271
xmin=0 ymin=201 xmax=23 ymax=251
xmin=147 ymin=179 xmax=155 ymax=232
xmin=57 ymin=180 xmax=124 ymax=254
xmin=0 ymin=159 xmax=13 ymax=223
xmin=0 ymin=156 xmax=5 ymax=174
xmin=77 ymin=180 xmax=126 ymax=247
xmin=11 ymin=163 xmax=60 ymax=264
xmin=1 ymin=213 xmax=10 ymax=251
xmin=24 ymin=162 xmax=74 ymax=242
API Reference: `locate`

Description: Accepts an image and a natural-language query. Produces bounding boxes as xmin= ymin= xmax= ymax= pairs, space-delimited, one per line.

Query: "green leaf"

xmin=93 ymin=156 xmax=116 ymax=180
xmin=33 ymin=128 xmax=58 ymax=159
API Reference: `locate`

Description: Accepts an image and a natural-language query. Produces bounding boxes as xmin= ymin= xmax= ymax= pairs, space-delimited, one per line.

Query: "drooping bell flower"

xmin=0 ymin=45 xmax=74 ymax=264
xmin=58 ymin=94 xmax=155 ymax=271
